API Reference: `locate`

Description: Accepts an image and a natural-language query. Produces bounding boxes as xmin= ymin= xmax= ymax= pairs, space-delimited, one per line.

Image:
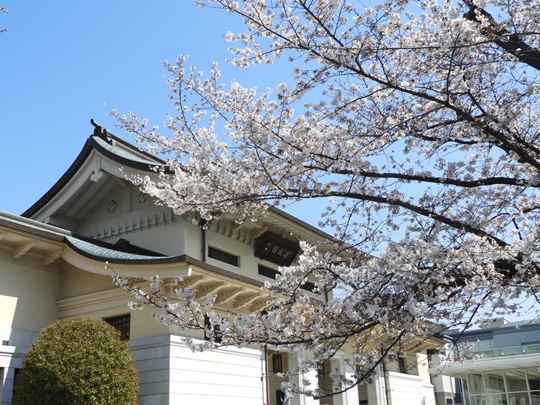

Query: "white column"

xmin=337 ymin=356 xmax=360 ymax=405
xmin=329 ymin=357 xmax=344 ymax=405
xmin=290 ymin=348 xmax=320 ymax=405
xmin=368 ymin=365 xmax=389 ymax=405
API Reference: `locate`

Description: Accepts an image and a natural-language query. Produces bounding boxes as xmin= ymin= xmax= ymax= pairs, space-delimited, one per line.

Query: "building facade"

xmin=0 ymin=121 xmax=439 ymax=405
xmin=433 ymin=318 xmax=540 ymax=405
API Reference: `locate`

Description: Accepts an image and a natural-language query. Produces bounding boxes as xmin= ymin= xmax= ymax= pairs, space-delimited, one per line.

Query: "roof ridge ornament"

xmin=90 ymin=118 xmax=112 ymax=144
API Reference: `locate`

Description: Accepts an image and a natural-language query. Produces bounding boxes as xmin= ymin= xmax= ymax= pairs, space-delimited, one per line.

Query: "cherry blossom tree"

xmin=112 ymin=0 xmax=540 ymax=398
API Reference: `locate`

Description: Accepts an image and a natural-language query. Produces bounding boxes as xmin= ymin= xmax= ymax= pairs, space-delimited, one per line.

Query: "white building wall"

xmin=289 ymin=349 xmax=320 ymax=405
xmin=386 ymin=371 xmax=436 ymax=405
xmin=0 ymin=252 xmax=62 ymax=405
xmin=130 ymin=335 xmax=172 ymax=405
xmin=368 ymin=366 xmax=388 ymax=405
xmin=0 ymin=328 xmax=42 ymax=405
xmin=337 ymin=357 xmax=360 ymax=405
xmin=169 ymin=336 xmax=264 ymax=404
xmin=131 ymin=334 xmax=265 ymax=405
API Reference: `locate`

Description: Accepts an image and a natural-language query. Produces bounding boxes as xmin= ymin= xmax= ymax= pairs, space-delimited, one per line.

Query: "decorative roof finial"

xmin=90 ymin=118 xmax=108 ymax=139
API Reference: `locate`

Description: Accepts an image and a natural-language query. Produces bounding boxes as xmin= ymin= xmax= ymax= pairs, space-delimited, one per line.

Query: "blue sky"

xmin=2 ymin=2 xmax=537 ymax=322
xmin=0 ymin=1 xmax=301 ymax=217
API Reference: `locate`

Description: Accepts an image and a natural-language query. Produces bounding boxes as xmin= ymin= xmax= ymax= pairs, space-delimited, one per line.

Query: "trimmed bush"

xmin=13 ymin=318 xmax=138 ymax=405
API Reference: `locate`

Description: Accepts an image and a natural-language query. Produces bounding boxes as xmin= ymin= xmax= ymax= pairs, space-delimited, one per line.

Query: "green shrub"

xmin=13 ymin=318 xmax=139 ymax=405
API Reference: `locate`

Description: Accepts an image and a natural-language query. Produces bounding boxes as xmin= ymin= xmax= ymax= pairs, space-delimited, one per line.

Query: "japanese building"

xmin=432 ymin=318 xmax=540 ymax=405
xmin=0 ymin=120 xmax=440 ymax=405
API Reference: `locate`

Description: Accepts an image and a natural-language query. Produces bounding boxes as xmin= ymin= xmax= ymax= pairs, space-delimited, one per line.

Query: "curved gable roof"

xmin=22 ymin=120 xmax=335 ymax=245
xmin=22 ymin=119 xmax=169 ymax=219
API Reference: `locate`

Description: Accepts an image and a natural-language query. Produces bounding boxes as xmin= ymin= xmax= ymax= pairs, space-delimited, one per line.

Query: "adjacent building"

xmin=433 ymin=318 xmax=540 ymax=405
xmin=0 ymin=120 xmax=439 ymax=405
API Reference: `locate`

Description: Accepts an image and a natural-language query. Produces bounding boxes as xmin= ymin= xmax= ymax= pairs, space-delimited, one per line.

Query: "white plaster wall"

xmin=0 ymin=252 xmax=61 ymax=404
xmin=130 ymin=335 xmax=172 ymax=405
xmin=169 ymin=336 xmax=264 ymax=405
xmin=78 ymin=184 xmax=187 ymax=255
xmin=204 ymin=228 xmax=314 ymax=291
xmin=205 ymin=229 xmax=261 ymax=279
xmin=124 ymin=220 xmax=188 ymax=257
xmin=430 ymin=352 xmax=455 ymax=403
xmin=0 ymin=253 xmax=61 ymax=331
xmin=0 ymin=329 xmax=36 ymax=405
xmin=61 ymin=266 xmax=118 ymax=298
xmin=386 ymin=371 xmax=436 ymax=405
xmin=131 ymin=334 xmax=265 ymax=405
xmin=416 ymin=352 xmax=432 ymax=385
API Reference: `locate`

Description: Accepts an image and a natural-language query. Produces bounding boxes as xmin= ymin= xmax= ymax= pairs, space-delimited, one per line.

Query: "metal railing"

xmin=466 ymin=343 xmax=540 ymax=359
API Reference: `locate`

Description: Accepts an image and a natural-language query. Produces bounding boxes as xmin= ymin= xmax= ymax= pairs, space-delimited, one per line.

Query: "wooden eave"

xmin=0 ymin=211 xmax=66 ymax=265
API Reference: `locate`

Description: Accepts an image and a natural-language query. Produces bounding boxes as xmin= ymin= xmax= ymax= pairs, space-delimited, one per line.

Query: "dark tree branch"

xmin=463 ymin=0 xmax=540 ymax=71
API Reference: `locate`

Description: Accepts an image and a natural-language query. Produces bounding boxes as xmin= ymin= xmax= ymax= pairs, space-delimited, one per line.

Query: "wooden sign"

xmin=255 ymin=232 xmax=300 ymax=266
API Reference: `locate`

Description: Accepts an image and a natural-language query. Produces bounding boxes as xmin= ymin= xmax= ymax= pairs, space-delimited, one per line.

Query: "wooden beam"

xmin=215 ymin=286 xmax=244 ymax=305
xmin=43 ymin=249 xmax=63 ymax=266
xmin=195 ymin=281 xmax=224 ymax=299
xmin=12 ymin=240 xmax=36 ymax=259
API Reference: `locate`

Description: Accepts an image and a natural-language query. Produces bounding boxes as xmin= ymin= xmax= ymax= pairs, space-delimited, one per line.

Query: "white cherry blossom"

xmin=112 ymin=0 xmax=540 ymax=399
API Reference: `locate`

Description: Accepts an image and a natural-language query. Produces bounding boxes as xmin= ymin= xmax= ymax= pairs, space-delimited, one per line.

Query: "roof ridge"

xmin=90 ymin=118 xmax=167 ymax=164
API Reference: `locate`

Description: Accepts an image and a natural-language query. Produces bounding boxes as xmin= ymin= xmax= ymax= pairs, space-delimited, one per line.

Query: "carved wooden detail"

xmin=250 ymin=297 xmax=271 ymax=312
xmin=195 ymin=281 xmax=224 ymax=299
xmin=208 ymin=218 xmax=266 ymax=246
xmin=43 ymin=248 xmax=63 ymax=266
xmin=12 ymin=240 xmax=36 ymax=259
xmin=233 ymin=292 xmax=259 ymax=308
xmin=176 ymin=274 xmax=204 ymax=289
xmin=88 ymin=210 xmax=176 ymax=240
xmin=215 ymin=286 xmax=244 ymax=304
xmin=90 ymin=155 xmax=103 ymax=182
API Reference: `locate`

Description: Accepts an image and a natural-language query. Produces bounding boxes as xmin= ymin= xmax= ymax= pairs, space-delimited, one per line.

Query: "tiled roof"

xmin=0 ymin=210 xmax=69 ymax=239
xmin=65 ymin=236 xmax=173 ymax=262
xmin=93 ymin=136 xmax=161 ymax=166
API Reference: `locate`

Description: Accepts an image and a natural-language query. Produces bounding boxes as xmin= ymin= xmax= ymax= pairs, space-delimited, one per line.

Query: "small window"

xmin=301 ymin=281 xmax=316 ymax=292
xmin=208 ymin=246 xmax=239 ymax=267
xmin=104 ymin=314 xmax=131 ymax=340
xmin=398 ymin=357 xmax=407 ymax=374
xmin=272 ymin=353 xmax=283 ymax=373
xmin=258 ymin=265 xmax=316 ymax=292
xmin=258 ymin=264 xmax=279 ymax=279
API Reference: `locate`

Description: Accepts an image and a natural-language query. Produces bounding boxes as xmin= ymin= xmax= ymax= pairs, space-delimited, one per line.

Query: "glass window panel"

xmin=506 ymin=371 xmax=528 ymax=392
xmin=507 ymin=392 xmax=530 ymax=405
xmin=469 ymin=374 xmax=485 ymax=395
xmin=455 ymin=378 xmax=466 ymax=404
xmin=531 ymin=391 xmax=540 ymax=405
xmin=462 ymin=378 xmax=471 ymax=405
xmin=528 ymin=370 xmax=540 ymax=391
xmin=476 ymin=340 xmax=495 ymax=351
xmin=484 ymin=372 xmax=505 ymax=394
xmin=486 ymin=393 xmax=507 ymax=405
xmin=469 ymin=395 xmax=486 ymax=405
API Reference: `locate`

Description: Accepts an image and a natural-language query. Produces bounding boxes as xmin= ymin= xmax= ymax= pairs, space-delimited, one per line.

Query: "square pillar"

xmin=367 ymin=365 xmax=388 ymax=405
xmin=333 ymin=356 xmax=359 ymax=405
xmin=289 ymin=348 xmax=320 ymax=405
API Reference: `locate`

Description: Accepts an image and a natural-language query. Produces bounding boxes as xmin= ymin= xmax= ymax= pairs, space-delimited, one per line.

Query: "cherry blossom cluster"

xmin=111 ymin=0 xmax=540 ymax=398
